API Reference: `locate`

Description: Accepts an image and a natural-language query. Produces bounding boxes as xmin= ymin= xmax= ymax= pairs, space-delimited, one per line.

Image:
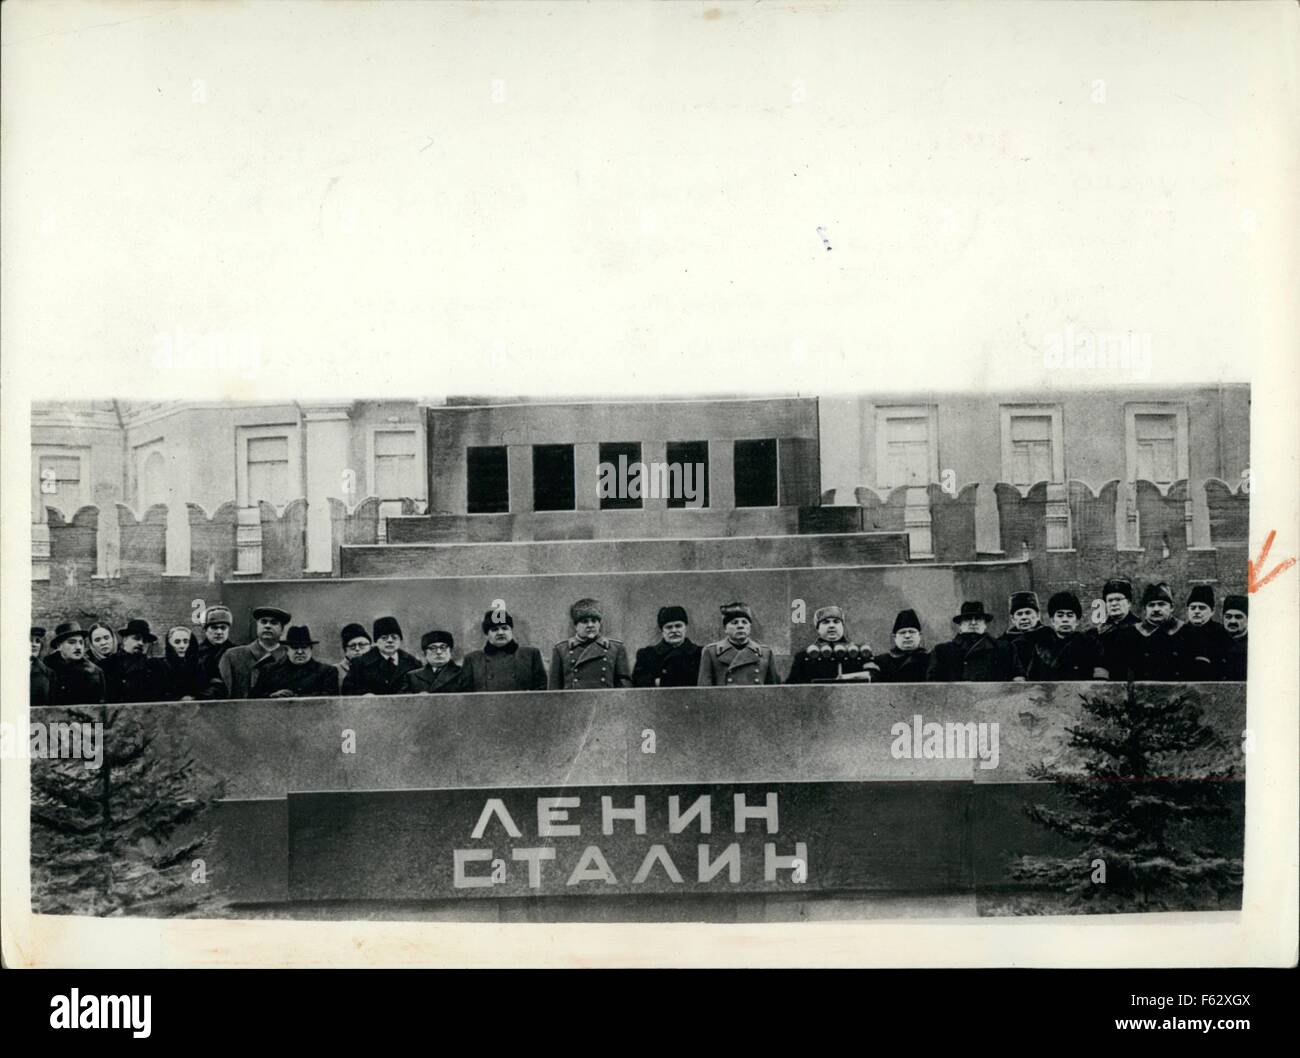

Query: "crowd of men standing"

xmin=29 ymin=577 xmax=1247 ymax=707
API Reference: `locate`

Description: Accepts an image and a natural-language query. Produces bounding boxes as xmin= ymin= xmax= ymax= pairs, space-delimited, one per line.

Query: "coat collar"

xmin=655 ymin=637 xmax=695 ymax=655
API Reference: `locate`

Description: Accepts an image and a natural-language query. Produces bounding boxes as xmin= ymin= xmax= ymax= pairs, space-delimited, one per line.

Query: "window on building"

xmin=882 ymin=417 xmax=931 ymax=488
xmin=734 ymin=438 xmax=778 ymax=507
xmin=246 ymin=435 xmax=292 ymax=505
xmin=666 ymin=440 xmax=710 ymax=509
xmin=37 ymin=453 xmax=86 ymax=509
xmin=1134 ymin=413 xmax=1179 ymax=484
xmin=467 ymin=446 xmax=510 ymax=513
xmin=599 ymin=441 xmax=642 ymax=511
xmin=999 ymin=404 xmax=1065 ymax=488
xmin=1008 ymin=415 xmax=1054 ymax=485
xmin=373 ymin=429 xmax=418 ymax=498
xmin=532 ymin=444 xmax=575 ymax=512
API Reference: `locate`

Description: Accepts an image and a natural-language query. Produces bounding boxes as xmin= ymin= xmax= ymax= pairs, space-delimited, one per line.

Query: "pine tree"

xmin=31 ymin=704 xmax=229 ymax=917
xmin=1009 ymin=683 xmax=1243 ymax=912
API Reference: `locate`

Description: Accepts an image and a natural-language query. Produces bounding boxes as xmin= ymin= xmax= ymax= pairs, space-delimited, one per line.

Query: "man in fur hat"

xmin=698 ymin=602 xmax=781 ymax=686
xmin=1176 ymin=585 xmax=1233 ymax=680
xmin=220 ymin=604 xmax=290 ymax=698
xmin=253 ymin=626 xmax=340 ymax=698
xmin=1021 ymin=591 xmax=1108 ymax=681
xmin=335 ymin=622 xmax=373 ymax=694
xmin=1106 ymin=582 xmax=1184 ymax=681
xmin=1089 ymin=577 xmax=1140 ymax=675
xmin=342 ymin=616 xmax=422 ymax=695
xmin=632 ymin=606 xmax=703 ymax=688
xmin=403 ymin=630 xmax=466 ymax=694
xmin=44 ymin=622 xmax=106 ymax=705
xmin=997 ymin=590 xmax=1041 ymax=676
xmin=195 ymin=604 xmax=234 ymax=699
xmin=550 ymin=599 xmax=632 ymax=690
xmin=927 ymin=601 xmax=1015 ymax=681
xmin=1222 ymin=594 xmax=1248 ymax=681
xmin=462 ymin=608 xmax=548 ymax=692
xmin=785 ymin=605 xmax=878 ymax=683
xmin=874 ymin=609 xmax=931 ymax=683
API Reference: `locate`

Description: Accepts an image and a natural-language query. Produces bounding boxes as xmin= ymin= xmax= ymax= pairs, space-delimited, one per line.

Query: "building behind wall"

xmin=31 ymin=385 xmax=1249 ymax=568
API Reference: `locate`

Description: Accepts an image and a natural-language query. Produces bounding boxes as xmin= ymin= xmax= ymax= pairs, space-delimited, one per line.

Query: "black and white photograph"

xmin=25 ymin=389 xmax=1252 ymax=923
xmin=2 ymin=0 xmax=1297 ymax=983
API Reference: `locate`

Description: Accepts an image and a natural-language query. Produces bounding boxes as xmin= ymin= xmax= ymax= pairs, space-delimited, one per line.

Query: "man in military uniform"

xmin=874 ymin=609 xmax=931 ymax=683
xmin=335 ymin=622 xmax=372 ymax=694
xmin=253 ymin=626 xmax=340 ymax=698
xmin=1021 ymin=591 xmax=1108 ymax=681
xmin=343 ymin=616 xmax=422 ymax=695
xmin=101 ymin=618 xmax=167 ymax=703
xmin=997 ymin=590 xmax=1041 ymax=676
xmin=220 ymin=604 xmax=290 ymax=699
xmin=462 ymin=609 xmax=548 ymax=692
xmin=44 ymin=622 xmax=107 ymax=705
xmin=1176 ymin=585 xmax=1233 ymax=680
xmin=697 ymin=602 xmax=781 ymax=687
xmin=785 ymin=605 xmax=878 ymax=683
xmin=927 ymin=601 xmax=1014 ymax=681
xmin=194 ymin=604 xmax=234 ymax=699
xmin=1106 ymin=582 xmax=1184 ymax=681
xmin=632 ymin=606 xmax=703 ymax=688
xmin=30 ymin=626 xmax=52 ymax=706
xmin=403 ymin=630 xmax=466 ymax=694
xmin=549 ymin=599 xmax=632 ymax=690
xmin=1222 ymin=594 xmax=1248 ymax=681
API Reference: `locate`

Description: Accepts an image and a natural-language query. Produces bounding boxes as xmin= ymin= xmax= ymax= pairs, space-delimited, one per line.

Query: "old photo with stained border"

xmin=2 ymin=1 xmax=1297 ymax=968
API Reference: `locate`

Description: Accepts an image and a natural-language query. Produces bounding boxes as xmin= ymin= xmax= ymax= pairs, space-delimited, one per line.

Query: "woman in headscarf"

xmin=160 ymin=624 xmax=201 ymax=701
xmin=86 ymin=623 xmax=118 ymax=668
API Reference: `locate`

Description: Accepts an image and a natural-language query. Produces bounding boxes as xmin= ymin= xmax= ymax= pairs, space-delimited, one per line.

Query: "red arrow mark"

xmin=1247 ymin=529 xmax=1296 ymax=593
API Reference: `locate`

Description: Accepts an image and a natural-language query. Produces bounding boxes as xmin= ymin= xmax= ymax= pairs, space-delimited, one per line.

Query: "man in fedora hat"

xmin=698 ymin=602 xmax=781 ymax=687
xmin=549 ymin=599 xmax=632 ymax=691
xmin=335 ymin=622 xmax=373 ymax=694
xmin=875 ymin=609 xmax=931 ymax=683
xmin=632 ymin=606 xmax=703 ymax=688
xmin=928 ymin=601 xmax=1015 ymax=681
xmin=1175 ymin=584 xmax=1233 ymax=680
xmin=1021 ymin=591 xmax=1108 ymax=681
xmin=785 ymin=605 xmax=878 ymax=684
xmin=195 ymin=604 xmax=234 ymax=699
xmin=997 ymin=590 xmax=1041 ymax=676
xmin=101 ymin=618 xmax=167 ymax=703
xmin=219 ymin=604 xmax=290 ymax=699
xmin=462 ymin=608 xmax=548 ymax=692
xmin=1106 ymin=582 xmax=1184 ymax=681
xmin=1221 ymin=594 xmax=1248 ymax=681
xmin=30 ymin=626 xmax=52 ymax=706
xmin=44 ymin=622 xmax=106 ymax=705
xmin=342 ymin=616 xmax=421 ymax=695
xmin=252 ymin=626 xmax=339 ymax=699
xmin=403 ymin=630 xmax=466 ymax=694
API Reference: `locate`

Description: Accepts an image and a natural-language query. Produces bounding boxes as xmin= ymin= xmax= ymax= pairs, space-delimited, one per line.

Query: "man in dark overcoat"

xmin=632 ymin=606 xmax=703 ymax=688
xmin=253 ymin=626 xmax=340 ymax=698
xmin=927 ymin=601 xmax=1015 ymax=681
xmin=461 ymin=609 xmax=548 ymax=692
xmin=342 ymin=616 xmax=422 ymax=695
xmin=403 ymin=630 xmax=466 ymax=694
